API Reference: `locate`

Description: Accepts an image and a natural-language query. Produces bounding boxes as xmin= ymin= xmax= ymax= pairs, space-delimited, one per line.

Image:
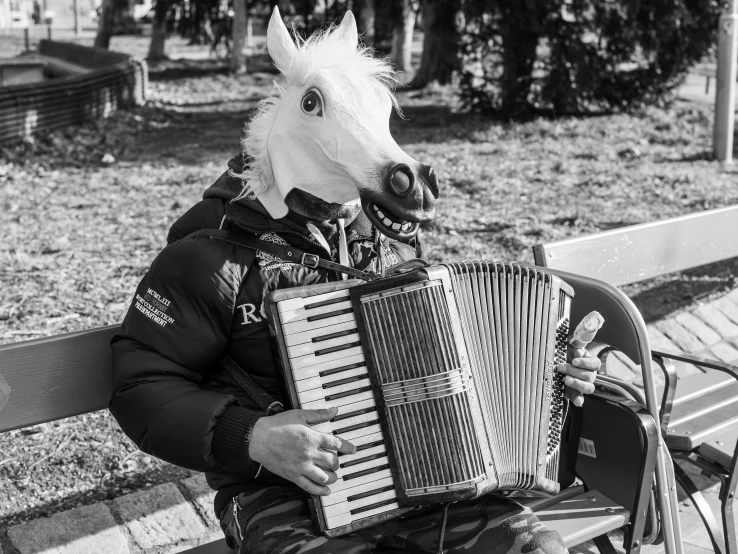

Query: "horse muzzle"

xmin=361 ymin=162 xmax=440 ymax=241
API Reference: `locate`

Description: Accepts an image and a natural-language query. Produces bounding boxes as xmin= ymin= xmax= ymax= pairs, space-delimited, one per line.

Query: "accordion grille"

xmin=360 ymin=282 xmax=486 ymax=494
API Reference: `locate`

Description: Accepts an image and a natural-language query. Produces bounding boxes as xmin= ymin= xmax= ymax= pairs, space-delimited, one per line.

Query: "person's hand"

xmin=248 ymin=407 xmax=356 ymax=495
xmin=556 ymin=346 xmax=600 ymax=407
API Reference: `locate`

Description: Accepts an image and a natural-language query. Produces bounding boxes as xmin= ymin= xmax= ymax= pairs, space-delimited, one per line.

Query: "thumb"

xmin=302 ymin=407 xmax=338 ymax=425
xmin=569 ymin=346 xmax=587 ymax=360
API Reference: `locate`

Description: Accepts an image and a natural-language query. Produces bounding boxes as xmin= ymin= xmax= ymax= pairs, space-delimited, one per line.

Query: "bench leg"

xmin=722 ymin=448 xmax=737 ymax=554
xmin=673 ymin=462 xmax=726 ymax=554
xmin=592 ymin=534 xmax=619 ymax=554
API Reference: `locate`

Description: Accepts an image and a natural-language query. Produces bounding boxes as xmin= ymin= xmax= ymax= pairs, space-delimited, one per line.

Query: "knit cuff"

xmin=212 ymin=405 xmax=263 ymax=471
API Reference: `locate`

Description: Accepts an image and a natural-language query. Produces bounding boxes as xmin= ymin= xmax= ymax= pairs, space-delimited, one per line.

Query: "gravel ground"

xmin=1 ymin=66 xmax=738 ymax=528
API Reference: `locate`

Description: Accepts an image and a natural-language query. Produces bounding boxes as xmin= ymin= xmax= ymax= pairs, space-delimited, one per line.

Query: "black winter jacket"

xmin=109 ymin=157 xmax=421 ymax=519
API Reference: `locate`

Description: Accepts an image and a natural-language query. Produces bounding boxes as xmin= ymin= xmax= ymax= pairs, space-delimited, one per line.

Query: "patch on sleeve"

xmin=256 ymin=233 xmax=297 ymax=272
xmin=135 ymin=287 xmax=175 ymax=327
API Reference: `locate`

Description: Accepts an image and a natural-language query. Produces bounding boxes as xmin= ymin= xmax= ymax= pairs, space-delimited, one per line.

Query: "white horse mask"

xmin=234 ymin=7 xmax=439 ymax=240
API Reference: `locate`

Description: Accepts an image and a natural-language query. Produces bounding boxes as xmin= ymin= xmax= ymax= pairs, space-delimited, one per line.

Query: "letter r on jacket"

xmin=238 ymin=303 xmax=263 ymax=325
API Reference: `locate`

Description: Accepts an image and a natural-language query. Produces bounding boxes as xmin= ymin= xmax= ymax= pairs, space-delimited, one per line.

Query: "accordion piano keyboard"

xmin=277 ymin=289 xmax=400 ymax=530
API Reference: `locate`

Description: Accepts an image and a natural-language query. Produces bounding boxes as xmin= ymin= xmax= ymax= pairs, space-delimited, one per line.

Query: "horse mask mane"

xmin=232 ymin=7 xmax=439 ymax=241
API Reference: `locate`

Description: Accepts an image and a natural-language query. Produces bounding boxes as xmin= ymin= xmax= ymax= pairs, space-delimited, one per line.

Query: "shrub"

xmin=459 ymin=0 xmax=720 ymax=117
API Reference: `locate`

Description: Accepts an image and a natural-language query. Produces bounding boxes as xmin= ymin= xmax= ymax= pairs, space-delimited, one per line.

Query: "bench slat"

xmin=666 ymin=396 xmax=738 ymax=451
xmin=533 ymin=490 xmax=629 ymax=548
xmin=671 ymin=369 xmax=735 ymax=406
xmin=0 ymin=326 xmax=119 ymax=433
xmin=533 ymin=205 xmax=738 ymax=287
xmin=668 ymin=381 xmax=738 ymax=426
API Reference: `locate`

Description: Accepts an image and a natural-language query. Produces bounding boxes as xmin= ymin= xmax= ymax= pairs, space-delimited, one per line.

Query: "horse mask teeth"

xmin=236 ymin=6 xmax=438 ymax=239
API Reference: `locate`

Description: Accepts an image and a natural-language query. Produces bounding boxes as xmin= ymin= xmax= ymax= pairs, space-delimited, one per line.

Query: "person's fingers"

xmin=570 ymin=347 xmax=587 ymax=359
xmin=296 ymin=475 xmax=331 ymax=496
xmin=303 ymin=464 xmax=335 ymax=487
xmin=563 ymin=375 xmax=596 ymax=395
xmin=314 ymin=450 xmax=340 ymax=471
xmin=301 ymin=407 xmax=338 ymax=425
xmin=565 ymin=388 xmax=585 ymax=407
xmin=319 ymin=433 xmax=356 ymax=455
xmin=557 ymin=364 xmax=597 ymax=383
xmin=570 ymin=356 xmax=600 ymax=371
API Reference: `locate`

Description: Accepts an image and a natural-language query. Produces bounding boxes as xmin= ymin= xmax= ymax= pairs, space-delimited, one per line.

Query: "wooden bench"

xmin=534 ymin=204 xmax=738 ymax=554
xmin=0 ymin=271 xmax=680 ymax=554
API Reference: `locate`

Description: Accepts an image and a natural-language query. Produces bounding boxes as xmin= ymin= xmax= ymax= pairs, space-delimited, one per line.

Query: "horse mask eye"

xmin=301 ymin=90 xmax=323 ymax=117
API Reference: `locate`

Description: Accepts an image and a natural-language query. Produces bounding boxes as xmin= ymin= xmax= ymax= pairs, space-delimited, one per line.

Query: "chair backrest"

xmin=533 ymin=205 xmax=738 ymax=287
xmin=545 ymin=269 xmax=652 ymax=370
xmin=0 ymin=326 xmax=119 ymax=433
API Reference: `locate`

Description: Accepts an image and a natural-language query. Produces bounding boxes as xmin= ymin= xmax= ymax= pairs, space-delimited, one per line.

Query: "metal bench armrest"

xmin=651 ymin=349 xmax=738 ymax=381
xmin=597 ymin=346 xmax=678 ymax=435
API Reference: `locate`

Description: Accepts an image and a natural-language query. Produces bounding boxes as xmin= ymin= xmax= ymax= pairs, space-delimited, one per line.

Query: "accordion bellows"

xmin=268 ymin=262 xmax=574 ymax=537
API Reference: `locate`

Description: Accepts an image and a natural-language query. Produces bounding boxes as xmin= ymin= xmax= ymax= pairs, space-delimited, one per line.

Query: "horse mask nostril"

xmin=388 ymin=165 xmax=414 ymax=197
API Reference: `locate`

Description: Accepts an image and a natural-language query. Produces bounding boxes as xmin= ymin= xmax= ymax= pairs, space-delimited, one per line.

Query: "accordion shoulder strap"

xmin=221 ymin=354 xmax=284 ymax=415
xmin=190 ymin=228 xmax=378 ymax=281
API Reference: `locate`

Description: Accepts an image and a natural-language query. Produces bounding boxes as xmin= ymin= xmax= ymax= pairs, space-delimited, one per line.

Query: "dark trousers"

xmin=220 ymin=485 xmax=568 ymax=554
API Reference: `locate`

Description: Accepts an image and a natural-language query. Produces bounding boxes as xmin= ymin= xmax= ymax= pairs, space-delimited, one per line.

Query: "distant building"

xmin=0 ymin=0 xmax=97 ymax=30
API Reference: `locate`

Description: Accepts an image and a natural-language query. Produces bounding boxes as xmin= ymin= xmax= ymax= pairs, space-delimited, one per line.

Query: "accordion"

xmin=267 ymin=262 xmax=574 ymax=537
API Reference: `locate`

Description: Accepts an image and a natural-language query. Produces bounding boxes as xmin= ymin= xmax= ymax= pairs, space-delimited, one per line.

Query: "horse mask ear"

xmin=267 ymin=6 xmax=297 ymax=73
xmin=335 ymin=10 xmax=359 ymax=51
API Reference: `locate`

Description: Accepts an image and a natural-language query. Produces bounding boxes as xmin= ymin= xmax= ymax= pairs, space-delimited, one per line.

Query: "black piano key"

xmin=325 ymin=386 xmax=373 ymax=401
xmin=315 ymin=341 xmax=363 ymax=356
xmin=312 ymin=328 xmax=359 ymax=343
xmin=349 ymin=498 xmax=397 ymax=515
xmin=332 ymin=407 xmax=376 ymax=422
xmin=346 ymin=484 xmax=395 ymax=503
xmin=342 ymin=463 xmax=391 ymax=481
xmin=340 ymin=452 xmax=386 ymax=469
xmin=307 ymin=308 xmax=354 ymax=322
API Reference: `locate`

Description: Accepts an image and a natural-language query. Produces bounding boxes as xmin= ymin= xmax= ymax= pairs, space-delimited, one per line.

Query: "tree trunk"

xmin=94 ymin=0 xmax=115 ymax=49
xmin=499 ymin=5 xmax=541 ymax=115
xmin=389 ymin=0 xmax=415 ymax=72
xmin=230 ymin=0 xmax=248 ymax=74
xmin=356 ymin=0 xmax=375 ymax=47
xmin=147 ymin=0 xmax=168 ymax=60
xmin=410 ymin=0 xmax=460 ymax=87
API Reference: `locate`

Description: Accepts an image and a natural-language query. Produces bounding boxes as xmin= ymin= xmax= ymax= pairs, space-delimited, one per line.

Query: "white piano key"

xmin=279 ymin=300 xmax=353 ymax=325
xmin=325 ymin=502 xmax=400 ymax=529
xmin=328 ymin=467 xmax=393 ymax=493
xmin=301 ymin=389 xmax=375 ymax=410
xmin=292 ymin=353 xmax=366 ymax=381
xmin=290 ymin=345 xmax=365 ymax=371
xmin=287 ymin=332 xmax=361 ymax=359
xmin=284 ymin=320 xmax=359 ymax=347
xmin=323 ymin=489 xmax=398 ymax=519
xmin=322 ymin=475 xmax=394 ymax=507
xmin=295 ymin=366 xmax=369 ymax=393
xmin=282 ymin=312 xmax=357 ymax=338
xmin=344 ymin=431 xmax=384 ymax=449
xmin=277 ymin=289 xmax=351 ymax=314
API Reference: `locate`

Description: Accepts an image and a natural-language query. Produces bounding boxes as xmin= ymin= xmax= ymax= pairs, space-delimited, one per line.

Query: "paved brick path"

xmin=2 ymin=291 xmax=738 ymax=553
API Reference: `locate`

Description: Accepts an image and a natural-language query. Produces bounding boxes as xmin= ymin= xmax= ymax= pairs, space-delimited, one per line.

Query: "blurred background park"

xmin=1 ymin=0 xmax=738 ymax=549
